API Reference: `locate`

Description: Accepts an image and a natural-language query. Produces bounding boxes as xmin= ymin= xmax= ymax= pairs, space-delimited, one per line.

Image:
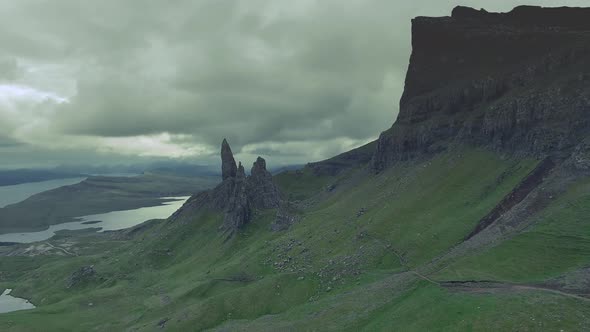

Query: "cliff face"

xmin=221 ymin=139 xmax=238 ymax=180
xmin=371 ymin=6 xmax=590 ymax=171
xmin=248 ymin=157 xmax=281 ymax=209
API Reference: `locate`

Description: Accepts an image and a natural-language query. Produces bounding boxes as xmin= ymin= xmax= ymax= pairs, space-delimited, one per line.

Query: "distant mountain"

xmin=0 ymin=169 xmax=83 ymax=186
xmin=53 ymin=161 xmax=220 ymax=178
xmin=0 ymin=161 xmax=220 ymax=187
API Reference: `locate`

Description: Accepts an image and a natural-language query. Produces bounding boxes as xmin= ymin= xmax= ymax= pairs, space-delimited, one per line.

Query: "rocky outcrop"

xmin=465 ymin=157 xmax=555 ymax=240
xmin=66 ymin=265 xmax=96 ymax=289
xmin=371 ymin=6 xmax=590 ymax=172
xmin=270 ymin=202 xmax=299 ymax=232
xmin=222 ymin=175 xmax=251 ymax=231
xmin=173 ymin=139 xmax=282 ymax=234
xmin=221 ymin=139 xmax=238 ymax=180
xmin=566 ymin=138 xmax=590 ymax=171
xmin=248 ymin=157 xmax=281 ymax=209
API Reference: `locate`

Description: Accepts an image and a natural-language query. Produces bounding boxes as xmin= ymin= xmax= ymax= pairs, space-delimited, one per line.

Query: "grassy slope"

xmin=436 ymin=177 xmax=590 ymax=283
xmin=1 ymin=148 xmax=589 ymax=331
xmin=361 ymin=282 xmax=590 ymax=332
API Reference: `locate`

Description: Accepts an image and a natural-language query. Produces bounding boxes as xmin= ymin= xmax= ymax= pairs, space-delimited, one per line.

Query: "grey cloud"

xmin=51 ymin=0 xmax=405 ymax=154
xmin=0 ymin=0 xmax=589 ymax=167
xmin=0 ymin=57 xmax=21 ymax=81
xmin=0 ymin=135 xmax=22 ymax=148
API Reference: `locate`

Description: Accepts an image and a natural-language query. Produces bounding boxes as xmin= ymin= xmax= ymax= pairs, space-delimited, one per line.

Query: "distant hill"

xmin=54 ymin=161 xmax=220 ymax=178
xmin=0 ymin=161 xmax=220 ymax=187
xmin=0 ymin=173 xmax=219 ymax=233
xmin=0 ymin=169 xmax=83 ymax=186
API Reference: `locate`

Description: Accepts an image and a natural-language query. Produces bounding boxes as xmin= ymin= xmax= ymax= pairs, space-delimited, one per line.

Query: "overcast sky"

xmin=0 ymin=0 xmax=587 ymax=169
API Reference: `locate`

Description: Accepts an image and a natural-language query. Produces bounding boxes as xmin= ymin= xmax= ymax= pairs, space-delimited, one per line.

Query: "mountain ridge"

xmin=370 ymin=5 xmax=590 ymax=172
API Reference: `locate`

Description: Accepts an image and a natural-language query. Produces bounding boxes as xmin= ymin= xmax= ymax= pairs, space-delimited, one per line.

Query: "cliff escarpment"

xmin=372 ymin=6 xmax=590 ymax=172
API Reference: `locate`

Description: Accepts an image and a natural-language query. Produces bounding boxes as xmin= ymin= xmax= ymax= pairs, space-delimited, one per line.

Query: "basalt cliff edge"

xmin=371 ymin=6 xmax=590 ymax=171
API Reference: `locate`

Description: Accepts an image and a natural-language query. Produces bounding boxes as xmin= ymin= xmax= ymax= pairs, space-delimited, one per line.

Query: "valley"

xmin=0 ymin=4 xmax=589 ymax=331
xmin=0 ymin=174 xmax=218 ymax=234
xmin=0 ymin=177 xmax=87 ymax=209
xmin=0 ymin=145 xmax=589 ymax=331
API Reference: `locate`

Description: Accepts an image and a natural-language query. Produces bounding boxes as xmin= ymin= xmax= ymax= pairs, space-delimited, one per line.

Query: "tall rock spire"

xmin=248 ymin=157 xmax=281 ymax=209
xmin=221 ymin=138 xmax=237 ymax=180
xmin=237 ymin=162 xmax=246 ymax=179
xmin=178 ymin=139 xmax=283 ymax=235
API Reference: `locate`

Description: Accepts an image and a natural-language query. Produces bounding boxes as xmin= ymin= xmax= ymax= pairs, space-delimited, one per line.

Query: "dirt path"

xmin=410 ymin=271 xmax=440 ymax=286
xmin=514 ymin=285 xmax=590 ymax=302
xmin=46 ymin=242 xmax=76 ymax=256
xmin=369 ymin=232 xmax=589 ymax=301
xmin=441 ymin=280 xmax=590 ymax=302
xmin=365 ymin=165 xmax=590 ymax=303
xmin=366 ymin=233 xmax=441 ymax=286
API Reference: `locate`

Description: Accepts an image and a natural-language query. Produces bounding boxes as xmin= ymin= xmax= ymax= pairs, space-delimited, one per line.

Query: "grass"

xmin=2 ymin=148 xmax=590 ymax=331
xmin=274 ymin=166 xmax=338 ymax=201
xmin=360 ymin=282 xmax=590 ymax=332
xmin=436 ymin=177 xmax=590 ymax=283
xmin=288 ymin=149 xmax=538 ymax=267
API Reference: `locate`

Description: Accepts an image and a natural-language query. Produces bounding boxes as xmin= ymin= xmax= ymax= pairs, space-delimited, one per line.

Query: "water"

xmin=0 ymin=178 xmax=86 ymax=208
xmin=0 ymin=289 xmax=35 ymax=313
xmin=0 ymin=197 xmax=189 ymax=243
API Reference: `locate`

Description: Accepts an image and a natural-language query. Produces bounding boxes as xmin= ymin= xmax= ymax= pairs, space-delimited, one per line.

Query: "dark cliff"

xmin=221 ymin=139 xmax=238 ymax=180
xmin=371 ymin=5 xmax=590 ymax=172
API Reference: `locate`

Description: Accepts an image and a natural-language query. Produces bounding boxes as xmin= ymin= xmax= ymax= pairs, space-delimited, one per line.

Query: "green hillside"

xmin=1 ymin=148 xmax=588 ymax=331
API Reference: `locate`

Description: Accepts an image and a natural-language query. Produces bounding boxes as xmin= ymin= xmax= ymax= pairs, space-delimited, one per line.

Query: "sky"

xmin=0 ymin=0 xmax=588 ymax=169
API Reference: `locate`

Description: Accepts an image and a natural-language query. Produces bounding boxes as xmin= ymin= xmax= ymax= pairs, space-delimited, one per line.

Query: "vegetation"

xmin=437 ymin=177 xmax=590 ymax=283
xmin=0 ymin=148 xmax=589 ymax=331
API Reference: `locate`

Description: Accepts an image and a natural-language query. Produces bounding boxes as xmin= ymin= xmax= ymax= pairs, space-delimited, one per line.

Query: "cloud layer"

xmin=0 ymin=0 xmax=587 ymax=168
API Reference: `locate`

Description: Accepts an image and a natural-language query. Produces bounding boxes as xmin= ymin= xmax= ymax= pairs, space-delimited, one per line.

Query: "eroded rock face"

xmin=371 ymin=6 xmax=590 ymax=172
xmin=221 ymin=139 xmax=237 ymax=180
xmin=248 ymin=157 xmax=281 ymax=209
xmin=66 ymin=265 xmax=96 ymax=289
xmin=271 ymin=202 xmax=299 ymax=232
xmin=174 ymin=139 xmax=282 ymax=233
xmin=566 ymin=138 xmax=590 ymax=171
xmin=222 ymin=173 xmax=250 ymax=231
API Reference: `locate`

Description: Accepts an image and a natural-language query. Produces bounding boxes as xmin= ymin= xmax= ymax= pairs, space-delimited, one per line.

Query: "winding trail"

xmin=367 ymin=233 xmax=590 ymax=301
xmin=46 ymin=242 xmax=76 ymax=256
xmin=440 ymin=280 xmax=590 ymax=302
xmin=366 ymin=233 xmax=441 ymax=286
xmin=513 ymin=285 xmax=590 ymax=302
